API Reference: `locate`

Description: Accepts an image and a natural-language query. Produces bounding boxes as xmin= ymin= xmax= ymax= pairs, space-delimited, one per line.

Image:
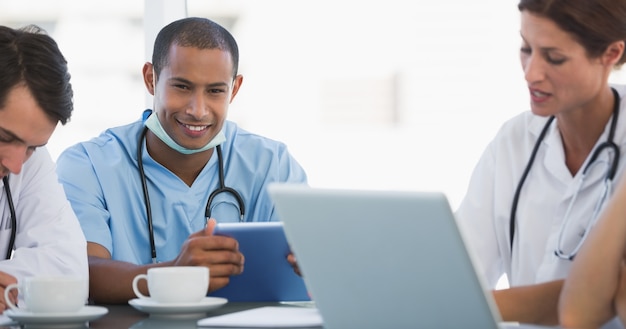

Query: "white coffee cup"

xmin=4 ymin=276 xmax=88 ymax=313
xmin=132 ymin=266 xmax=209 ymax=304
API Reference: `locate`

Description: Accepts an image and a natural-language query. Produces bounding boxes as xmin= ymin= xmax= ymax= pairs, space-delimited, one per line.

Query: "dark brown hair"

xmin=0 ymin=24 xmax=73 ymax=124
xmin=518 ymin=0 xmax=626 ymax=66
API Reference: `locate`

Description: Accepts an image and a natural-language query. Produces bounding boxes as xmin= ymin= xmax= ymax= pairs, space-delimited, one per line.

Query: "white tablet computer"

xmin=208 ymin=221 xmax=311 ymax=302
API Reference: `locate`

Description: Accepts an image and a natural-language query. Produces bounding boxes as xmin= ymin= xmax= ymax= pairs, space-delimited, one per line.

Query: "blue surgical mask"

xmin=144 ymin=112 xmax=225 ymax=155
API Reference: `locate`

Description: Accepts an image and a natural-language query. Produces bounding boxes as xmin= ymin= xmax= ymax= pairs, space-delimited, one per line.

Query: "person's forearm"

xmin=559 ymin=227 xmax=623 ymax=329
xmin=87 ymin=256 xmax=171 ymax=304
xmin=493 ymin=280 xmax=563 ymax=325
xmin=559 ymin=176 xmax=626 ymax=328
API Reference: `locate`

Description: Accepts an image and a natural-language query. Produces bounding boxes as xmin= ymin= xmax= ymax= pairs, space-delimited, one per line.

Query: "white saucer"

xmin=4 ymin=305 xmax=108 ymax=326
xmin=128 ymin=297 xmax=228 ymax=317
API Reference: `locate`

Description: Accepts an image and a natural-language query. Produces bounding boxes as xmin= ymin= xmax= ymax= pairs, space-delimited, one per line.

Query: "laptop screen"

xmin=269 ymin=184 xmax=502 ymax=329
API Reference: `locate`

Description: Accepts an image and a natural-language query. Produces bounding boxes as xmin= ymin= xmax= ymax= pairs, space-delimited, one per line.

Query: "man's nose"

xmin=0 ymin=144 xmax=29 ymax=175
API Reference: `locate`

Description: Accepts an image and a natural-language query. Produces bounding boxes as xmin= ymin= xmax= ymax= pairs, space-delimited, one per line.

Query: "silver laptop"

xmin=268 ymin=184 xmax=503 ymax=329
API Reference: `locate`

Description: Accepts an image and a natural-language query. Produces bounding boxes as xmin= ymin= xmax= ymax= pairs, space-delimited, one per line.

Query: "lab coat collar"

xmin=539 ymin=111 xmax=620 ymax=196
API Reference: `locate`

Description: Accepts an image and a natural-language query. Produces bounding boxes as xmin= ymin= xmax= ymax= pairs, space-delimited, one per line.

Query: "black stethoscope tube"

xmin=509 ymin=115 xmax=554 ymax=250
xmin=3 ymin=176 xmax=16 ymax=260
xmin=137 ymin=126 xmax=245 ymax=263
xmin=206 ymin=144 xmax=245 ymax=221
xmin=509 ymin=88 xmax=621 ymax=252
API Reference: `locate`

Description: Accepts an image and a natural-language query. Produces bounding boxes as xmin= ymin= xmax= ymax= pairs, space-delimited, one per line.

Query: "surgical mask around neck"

xmin=144 ymin=112 xmax=225 ymax=155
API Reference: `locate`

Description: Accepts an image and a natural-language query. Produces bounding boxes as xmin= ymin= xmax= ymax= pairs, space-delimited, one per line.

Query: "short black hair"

xmin=152 ymin=17 xmax=239 ymax=80
xmin=0 ymin=24 xmax=73 ymax=124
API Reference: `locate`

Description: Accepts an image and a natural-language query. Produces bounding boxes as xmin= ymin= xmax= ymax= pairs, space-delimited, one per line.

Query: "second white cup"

xmin=4 ymin=276 xmax=88 ymax=313
xmin=132 ymin=266 xmax=209 ymax=304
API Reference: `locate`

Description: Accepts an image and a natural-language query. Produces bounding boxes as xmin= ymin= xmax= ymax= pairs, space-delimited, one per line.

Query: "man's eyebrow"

xmin=0 ymin=126 xmax=47 ymax=148
xmin=169 ymin=77 xmax=229 ymax=88
xmin=0 ymin=127 xmax=25 ymax=143
xmin=169 ymin=77 xmax=193 ymax=85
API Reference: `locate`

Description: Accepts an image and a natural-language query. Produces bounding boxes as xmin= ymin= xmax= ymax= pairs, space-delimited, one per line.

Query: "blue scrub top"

xmin=56 ymin=110 xmax=307 ymax=264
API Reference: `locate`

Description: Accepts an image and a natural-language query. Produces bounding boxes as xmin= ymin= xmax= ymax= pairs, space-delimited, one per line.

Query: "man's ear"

xmin=229 ymin=74 xmax=244 ymax=104
xmin=142 ymin=62 xmax=156 ymax=96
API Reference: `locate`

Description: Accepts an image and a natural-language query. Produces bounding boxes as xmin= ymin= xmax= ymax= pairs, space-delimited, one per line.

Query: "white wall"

xmin=3 ymin=0 xmax=626 ymax=210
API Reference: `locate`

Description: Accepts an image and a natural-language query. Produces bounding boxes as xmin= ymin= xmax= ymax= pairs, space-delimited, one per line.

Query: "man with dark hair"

xmin=0 ymin=24 xmax=88 ymax=313
xmin=57 ymin=17 xmax=307 ymax=304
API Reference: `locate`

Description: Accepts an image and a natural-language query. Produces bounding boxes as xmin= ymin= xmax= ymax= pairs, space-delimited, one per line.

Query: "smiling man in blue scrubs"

xmin=56 ymin=17 xmax=307 ymax=304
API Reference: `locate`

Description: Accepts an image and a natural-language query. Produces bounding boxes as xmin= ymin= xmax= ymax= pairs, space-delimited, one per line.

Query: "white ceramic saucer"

xmin=128 ymin=297 xmax=228 ymax=317
xmin=4 ymin=305 xmax=108 ymax=326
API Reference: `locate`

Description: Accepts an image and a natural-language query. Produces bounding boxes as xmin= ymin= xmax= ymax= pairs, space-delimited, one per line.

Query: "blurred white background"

xmin=2 ymin=0 xmax=626 ymax=210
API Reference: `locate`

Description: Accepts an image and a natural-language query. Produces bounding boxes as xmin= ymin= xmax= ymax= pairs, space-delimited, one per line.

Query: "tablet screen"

xmin=209 ymin=221 xmax=310 ymax=302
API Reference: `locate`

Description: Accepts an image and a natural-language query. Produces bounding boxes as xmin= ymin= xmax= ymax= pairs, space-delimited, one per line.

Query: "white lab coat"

xmin=0 ymin=147 xmax=88 ymax=282
xmin=456 ymin=85 xmax=626 ymax=290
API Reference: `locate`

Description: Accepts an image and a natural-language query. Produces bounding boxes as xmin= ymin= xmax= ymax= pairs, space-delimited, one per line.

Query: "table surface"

xmin=0 ymin=301 xmax=318 ymax=329
xmin=0 ymin=301 xmax=565 ymax=329
xmin=95 ymin=301 xmax=315 ymax=329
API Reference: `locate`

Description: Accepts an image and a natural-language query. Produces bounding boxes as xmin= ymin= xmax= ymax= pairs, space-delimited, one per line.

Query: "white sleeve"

xmin=455 ymin=138 xmax=506 ymax=288
xmin=0 ymin=147 xmax=88 ymax=280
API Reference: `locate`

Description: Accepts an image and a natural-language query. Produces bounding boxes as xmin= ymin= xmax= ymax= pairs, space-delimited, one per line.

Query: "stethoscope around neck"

xmin=509 ymin=87 xmax=621 ymax=261
xmin=3 ymin=176 xmax=16 ymax=260
xmin=137 ymin=126 xmax=245 ymax=263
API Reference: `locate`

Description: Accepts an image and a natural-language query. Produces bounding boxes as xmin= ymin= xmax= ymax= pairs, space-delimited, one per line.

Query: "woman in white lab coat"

xmin=455 ymin=0 xmax=626 ymax=326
